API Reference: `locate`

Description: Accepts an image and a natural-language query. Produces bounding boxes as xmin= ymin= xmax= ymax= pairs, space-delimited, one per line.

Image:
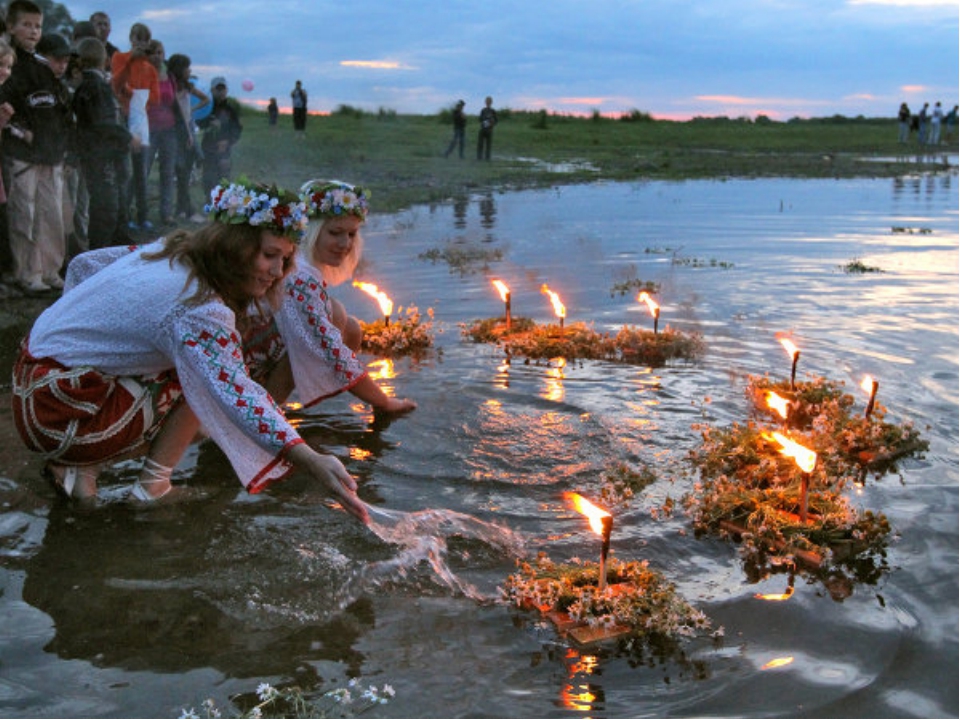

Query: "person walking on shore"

xmin=444 ymin=99 xmax=466 ymax=158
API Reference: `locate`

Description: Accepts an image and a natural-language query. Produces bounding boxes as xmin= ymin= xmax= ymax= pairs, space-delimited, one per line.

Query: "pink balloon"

xmin=241 ymin=79 xmax=254 ymax=92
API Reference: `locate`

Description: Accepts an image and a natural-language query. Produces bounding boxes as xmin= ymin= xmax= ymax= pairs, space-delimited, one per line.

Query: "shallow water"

xmin=0 ymin=171 xmax=956 ymax=718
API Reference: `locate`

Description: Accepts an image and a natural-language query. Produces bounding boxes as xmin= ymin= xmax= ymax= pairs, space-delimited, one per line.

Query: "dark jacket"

xmin=198 ymin=97 xmax=242 ymax=153
xmin=0 ymin=45 xmax=72 ymax=165
xmin=73 ymin=68 xmax=131 ymax=160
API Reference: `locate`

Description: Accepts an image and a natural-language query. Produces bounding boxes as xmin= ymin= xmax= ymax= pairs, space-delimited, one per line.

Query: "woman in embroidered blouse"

xmin=12 ymin=181 xmax=369 ymax=522
xmin=250 ymin=179 xmax=417 ymax=414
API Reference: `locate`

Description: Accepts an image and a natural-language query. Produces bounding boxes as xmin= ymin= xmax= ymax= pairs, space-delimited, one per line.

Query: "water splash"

xmin=335 ymin=504 xmax=527 ymax=608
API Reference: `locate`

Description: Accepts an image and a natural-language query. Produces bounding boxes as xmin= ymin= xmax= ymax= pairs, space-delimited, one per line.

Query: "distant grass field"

xmin=226 ymin=107 xmax=957 ymax=214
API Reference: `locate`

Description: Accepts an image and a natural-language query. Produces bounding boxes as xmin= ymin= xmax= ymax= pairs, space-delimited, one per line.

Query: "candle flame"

xmin=541 ymin=283 xmax=566 ymax=319
xmin=761 ymin=656 xmax=795 ymax=670
xmin=764 ymin=431 xmax=817 ymax=473
xmin=564 ymin=491 xmax=610 ymax=536
xmin=637 ymin=291 xmax=660 ymax=316
xmin=861 ymin=375 xmax=876 ymax=395
xmin=779 ymin=338 xmax=799 ymax=360
xmin=352 ymin=281 xmax=394 ymax=317
xmin=492 ymin=279 xmax=510 ymax=302
xmin=765 ymin=391 xmax=791 ymax=420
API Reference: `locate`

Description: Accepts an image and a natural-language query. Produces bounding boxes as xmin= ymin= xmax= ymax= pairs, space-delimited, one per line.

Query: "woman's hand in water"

xmin=288 ymin=445 xmax=369 ymax=523
xmin=377 ymin=397 xmax=417 ymax=414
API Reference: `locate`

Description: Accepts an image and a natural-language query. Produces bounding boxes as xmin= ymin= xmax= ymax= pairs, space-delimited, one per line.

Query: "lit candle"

xmin=765 ymin=390 xmax=792 ymax=425
xmin=564 ymin=492 xmax=613 ymax=591
xmin=541 ymin=283 xmax=566 ymax=331
xmin=492 ymin=279 xmax=511 ymax=330
xmin=637 ymin=291 xmax=660 ymax=334
xmin=764 ymin=431 xmax=817 ymax=523
xmin=779 ymin=338 xmax=800 ymax=390
xmin=353 ymin=281 xmax=394 ymax=325
xmin=861 ymin=375 xmax=879 ymax=419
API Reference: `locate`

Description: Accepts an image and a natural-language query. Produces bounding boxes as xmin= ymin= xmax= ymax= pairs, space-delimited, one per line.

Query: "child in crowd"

xmin=73 ymin=36 xmax=131 ymax=249
xmin=165 ymin=53 xmax=208 ymax=222
xmin=0 ymin=0 xmax=72 ymax=293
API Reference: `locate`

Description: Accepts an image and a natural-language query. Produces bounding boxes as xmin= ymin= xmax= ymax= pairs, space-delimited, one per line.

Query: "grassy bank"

xmin=1 ymin=110 xmax=954 ymax=337
xmin=229 ymin=108 xmax=957 ymax=214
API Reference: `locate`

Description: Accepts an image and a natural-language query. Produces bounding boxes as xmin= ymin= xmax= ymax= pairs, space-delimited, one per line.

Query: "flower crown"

xmin=204 ymin=180 xmax=310 ymax=242
xmin=300 ymin=180 xmax=370 ymax=221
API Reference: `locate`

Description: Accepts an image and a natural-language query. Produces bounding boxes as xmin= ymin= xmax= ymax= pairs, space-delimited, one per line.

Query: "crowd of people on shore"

xmin=897 ymin=100 xmax=958 ymax=147
xmin=0 ymin=2 xmax=251 ymax=299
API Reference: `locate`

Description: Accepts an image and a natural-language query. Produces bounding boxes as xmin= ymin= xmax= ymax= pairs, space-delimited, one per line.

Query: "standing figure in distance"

xmin=444 ymin=99 xmax=466 ymax=158
xmin=291 ymin=80 xmax=307 ymax=134
xmin=897 ymin=102 xmax=910 ymax=144
xmin=477 ymin=95 xmax=497 ymax=161
xmin=267 ymin=97 xmax=278 ymax=126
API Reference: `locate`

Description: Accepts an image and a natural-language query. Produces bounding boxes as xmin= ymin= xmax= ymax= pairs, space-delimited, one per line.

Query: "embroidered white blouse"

xmin=30 ymin=243 xmax=302 ymax=491
xmin=273 ymin=262 xmax=367 ymax=406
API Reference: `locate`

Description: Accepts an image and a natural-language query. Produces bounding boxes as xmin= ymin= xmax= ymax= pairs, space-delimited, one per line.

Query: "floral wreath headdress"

xmin=204 ymin=179 xmax=310 ymax=242
xmin=300 ymin=179 xmax=370 ymax=221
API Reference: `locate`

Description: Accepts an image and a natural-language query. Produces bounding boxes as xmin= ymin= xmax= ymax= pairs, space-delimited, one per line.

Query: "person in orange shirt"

xmin=110 ymin=22 xmax=159 ymax=231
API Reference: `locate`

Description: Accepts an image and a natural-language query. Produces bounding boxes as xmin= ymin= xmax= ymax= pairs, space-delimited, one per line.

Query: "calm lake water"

xmin=0 ymin=170 xmax=956 ymax=718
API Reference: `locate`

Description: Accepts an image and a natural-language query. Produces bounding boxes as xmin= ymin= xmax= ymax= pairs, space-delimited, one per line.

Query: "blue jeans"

xmin=148 ymin=127 xmax=178 ymax=221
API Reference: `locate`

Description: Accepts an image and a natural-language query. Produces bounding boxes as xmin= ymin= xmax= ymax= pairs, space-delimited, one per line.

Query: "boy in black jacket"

xmin=72 ymin=37 xmax=131 ymax=249
xmin=0 ymin=0 xmax=72 ymax=292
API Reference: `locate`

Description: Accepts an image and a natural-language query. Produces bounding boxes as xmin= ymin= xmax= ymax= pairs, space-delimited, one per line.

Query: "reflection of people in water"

xmin=479 ymin=192 xmax=496 ymax=230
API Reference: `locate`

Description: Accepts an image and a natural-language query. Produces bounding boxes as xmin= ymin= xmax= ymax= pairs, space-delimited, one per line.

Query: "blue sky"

xmin=69 ymin=0 xmax=957 ymax=120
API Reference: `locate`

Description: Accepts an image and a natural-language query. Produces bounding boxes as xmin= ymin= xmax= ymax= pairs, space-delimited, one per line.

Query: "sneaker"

xmin=20 ymin=278 xmax=50 ymax=293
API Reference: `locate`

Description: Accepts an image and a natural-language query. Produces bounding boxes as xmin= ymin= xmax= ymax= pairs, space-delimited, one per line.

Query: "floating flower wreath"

xmin=300 ymin=179 xmax=370 ymax=221
xmin=205 ymin=180 xmax=310 ymax=242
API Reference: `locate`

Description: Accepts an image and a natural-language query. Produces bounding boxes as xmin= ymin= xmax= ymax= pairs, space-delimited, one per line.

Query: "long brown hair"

xmin=143 ymin=223 xmax=294 ymax=317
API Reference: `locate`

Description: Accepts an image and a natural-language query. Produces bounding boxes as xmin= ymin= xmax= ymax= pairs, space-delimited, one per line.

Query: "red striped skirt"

xmin=12 ymin=342 xmax=184 ymax=464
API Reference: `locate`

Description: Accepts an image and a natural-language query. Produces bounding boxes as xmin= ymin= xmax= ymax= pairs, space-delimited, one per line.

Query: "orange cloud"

xmin=901 ymin=85 xmax=926 ymax=93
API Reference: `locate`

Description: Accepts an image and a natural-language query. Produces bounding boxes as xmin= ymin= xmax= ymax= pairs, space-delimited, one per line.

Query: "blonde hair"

xmin=300 ymin=218 xmax=364 ymax=286
xmin=0 ymin=38 xmax=16 ymax=64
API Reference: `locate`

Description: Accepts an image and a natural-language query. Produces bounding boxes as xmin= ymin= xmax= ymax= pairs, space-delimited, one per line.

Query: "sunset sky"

xmin=68 ymin=0 xmax=958 ymax=120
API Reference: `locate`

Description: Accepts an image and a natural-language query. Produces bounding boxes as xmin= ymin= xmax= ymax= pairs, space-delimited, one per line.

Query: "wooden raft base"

xmin=527 ymin=583 xmax=633 ymax=647
xmin=719 ymin=519 xmax=824 ymax=570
